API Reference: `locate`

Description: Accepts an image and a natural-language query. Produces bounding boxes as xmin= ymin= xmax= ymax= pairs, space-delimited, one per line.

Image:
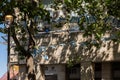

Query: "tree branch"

xmin=11 ymin=25 xmax=28 ymax=56
xmin=26 ymin=20 xmax=35 ymax=51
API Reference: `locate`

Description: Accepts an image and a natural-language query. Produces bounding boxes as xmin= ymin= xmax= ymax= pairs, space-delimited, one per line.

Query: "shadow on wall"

xmin=33 ymin=25 xmax=120 ymax=80
xmin=34 ymin=28 xmax=120 ymax=64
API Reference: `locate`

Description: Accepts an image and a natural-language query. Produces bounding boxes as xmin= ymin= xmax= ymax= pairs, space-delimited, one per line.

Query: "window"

xmin=66 ymin=64 xmax=80 ymax=80
xmin=45 ymin=75 xmax=57 ymax=80
xmin=94 ymin=63 xmax=102 ymax=80
xmin=69 ymin=68 xmax=77 ymax=74
xmin=44 ymin=66 xmax=48 ymax=71
xmin=112 ymin=62 xmax=120 ymax=80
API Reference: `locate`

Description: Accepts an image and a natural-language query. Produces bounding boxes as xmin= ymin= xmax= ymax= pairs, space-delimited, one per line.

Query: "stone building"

xmin=9 ymin=0 xmax=120 ymax=80
xmin=10 ymin=24 xmax=120 ymax=80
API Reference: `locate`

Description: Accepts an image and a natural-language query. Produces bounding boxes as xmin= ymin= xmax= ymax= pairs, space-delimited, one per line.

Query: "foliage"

xmin=67 ymin=56 xmax=81 ymax=67
xmin=0 ymin=0 xmax=50 ymax=56
xmin=0 ymin=0 xmax=120 ymax=61
xmin=106 ymin=0 xmax=120 ymax=18
xmin=0 ymin=0 xmax=120 ymax=79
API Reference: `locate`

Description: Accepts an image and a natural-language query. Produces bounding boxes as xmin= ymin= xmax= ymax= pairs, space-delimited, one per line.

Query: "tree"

xmin=0 ymin=0 xmax=120 ymax=80
xmin=0 ymin=0 xmax=50 ymax=79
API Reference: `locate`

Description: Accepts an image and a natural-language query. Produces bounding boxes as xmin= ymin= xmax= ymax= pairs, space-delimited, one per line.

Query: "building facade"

xmin=10 ymin=25 xmax=120 ymax=80
xmin=9 ymin=0 xmax=120 ymax=80
xmin=34 ymin=26 xmax=120 ymax=80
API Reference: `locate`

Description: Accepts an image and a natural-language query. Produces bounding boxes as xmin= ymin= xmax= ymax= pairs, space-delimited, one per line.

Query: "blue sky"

xmin=0 ymin=25 xmax=7 ymax=78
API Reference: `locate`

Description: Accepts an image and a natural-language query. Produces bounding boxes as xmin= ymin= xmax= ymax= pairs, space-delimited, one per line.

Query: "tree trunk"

xmin=26 ymin=54 xmax=36 ymax=80
xmin=35 ymin=64 xmax=45 ymax=80
xmin=25 ymin=54 xmax=46 ymax=80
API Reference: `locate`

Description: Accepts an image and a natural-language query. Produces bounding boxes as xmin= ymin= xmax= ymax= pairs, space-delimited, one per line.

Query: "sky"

xmin=0 ymin=24 xmax=7 ymax=78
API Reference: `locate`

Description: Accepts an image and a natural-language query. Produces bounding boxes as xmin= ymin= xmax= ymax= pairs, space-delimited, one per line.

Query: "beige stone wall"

xmin=35 ymin=25 xmax=120 ymax=64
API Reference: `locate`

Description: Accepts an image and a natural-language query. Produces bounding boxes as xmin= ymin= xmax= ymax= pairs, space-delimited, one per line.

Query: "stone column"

xmin=81 ymin=61 xmax=94 ymax=80
xmin=102 ymin=62 xmax=111 ymax=80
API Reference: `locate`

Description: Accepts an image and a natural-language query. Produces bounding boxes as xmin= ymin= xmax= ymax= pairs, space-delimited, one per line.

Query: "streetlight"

xmin=5 ymin=15 xmax=13 ymax=80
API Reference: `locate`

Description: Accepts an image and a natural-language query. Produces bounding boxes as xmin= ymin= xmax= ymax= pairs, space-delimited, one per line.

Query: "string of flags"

xmin=20 ymin=5 xmax=120 ymax=60
xmin=34 ymin=15 xmax=120 ymax=34
xmin=32 ymin=40 xmax=80 ymax=60
xmin=33 ymin=4 xmax=120 ymax=33
xmin=19 ymin=6 xmax=120 ymax=34
xmin=32 ymin=35 xmax=115 ymax=60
